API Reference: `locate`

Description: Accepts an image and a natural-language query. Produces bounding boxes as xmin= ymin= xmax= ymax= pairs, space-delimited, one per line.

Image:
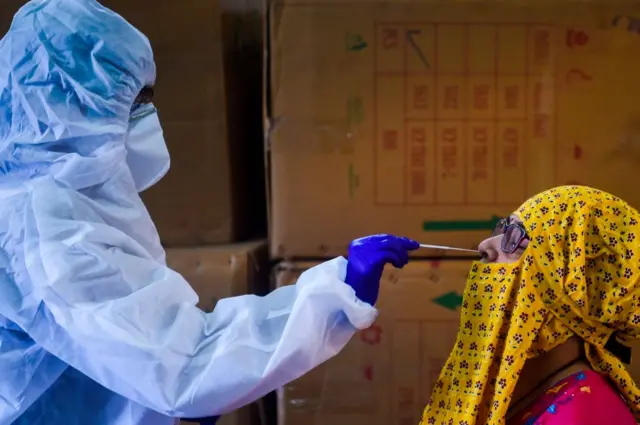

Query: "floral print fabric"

xmin=421 ymin=186 xmax=640 ymax=425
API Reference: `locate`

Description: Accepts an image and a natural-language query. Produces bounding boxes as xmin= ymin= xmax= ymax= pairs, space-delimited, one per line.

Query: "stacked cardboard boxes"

xmin=264 ymin=1 xmax=640 ymax=424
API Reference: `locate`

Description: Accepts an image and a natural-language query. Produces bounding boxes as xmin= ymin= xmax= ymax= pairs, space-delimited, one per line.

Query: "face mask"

xmin=422 ymin=258 xmax=549 ymax=425
xmin=125 ymin=103 xmax=170 ymax=192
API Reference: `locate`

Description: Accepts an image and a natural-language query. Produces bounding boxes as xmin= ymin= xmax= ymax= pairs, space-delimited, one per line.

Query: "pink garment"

xmin=508 ymin=370 xmax=636 ymax=425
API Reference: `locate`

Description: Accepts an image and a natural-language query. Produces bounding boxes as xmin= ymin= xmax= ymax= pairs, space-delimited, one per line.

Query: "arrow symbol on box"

xmin=406 ymin=29 xmax=430 ymax=68
xmin=346 ymin=33 xmax=368 ymax=51
xmin=433 ymin=291 xmax=463 ymax=311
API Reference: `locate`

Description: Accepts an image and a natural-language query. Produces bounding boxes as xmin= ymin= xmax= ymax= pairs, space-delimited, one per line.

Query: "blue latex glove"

xmin=345 ymin=234 xmax=420 ymax=306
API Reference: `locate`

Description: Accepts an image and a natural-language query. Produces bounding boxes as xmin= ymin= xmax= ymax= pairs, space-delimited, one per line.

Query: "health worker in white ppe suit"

xmin=0 ymin=1 xmax=420 ymax=424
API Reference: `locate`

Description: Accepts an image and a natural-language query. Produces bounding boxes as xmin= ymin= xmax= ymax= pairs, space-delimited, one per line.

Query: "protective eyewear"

xmin=129 ymin=104 xmax=157 ymax=122
xmin=130 ymin=86 xmax=155 ymax=120
xmin=492 ymin=218 xmax=528 ymax=254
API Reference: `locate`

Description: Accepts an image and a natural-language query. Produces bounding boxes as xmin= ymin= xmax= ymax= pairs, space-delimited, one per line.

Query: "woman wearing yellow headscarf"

xmin=421 ymin=185 xmax=639 ymax=425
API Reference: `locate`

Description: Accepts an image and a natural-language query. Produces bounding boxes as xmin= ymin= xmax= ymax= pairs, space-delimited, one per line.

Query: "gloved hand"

xmin=345 ymin=234 xmax=419 ymax=306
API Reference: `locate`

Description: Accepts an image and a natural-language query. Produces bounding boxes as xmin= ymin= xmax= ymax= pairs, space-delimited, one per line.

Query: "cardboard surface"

xmin=96 ymin=0 xmax=231 ymax=245
xmin=267 ymin=1 xmax=640 ymax=258
xmin=1 ymin=0 xmax=266 ymax=246
xmin=167 ymin=241 xmax=269 ymax=425
xmin=274 ymin=259 xmax=472 ymax=425
xmin=100 ymin=0 xmax=266 ymax=246
xmin=166 ymin=240 xmax=269 ymax=312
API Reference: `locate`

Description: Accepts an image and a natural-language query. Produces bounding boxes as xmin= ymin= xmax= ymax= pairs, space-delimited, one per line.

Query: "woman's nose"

xmin=478 ymin=236 xmax=500 ymax=263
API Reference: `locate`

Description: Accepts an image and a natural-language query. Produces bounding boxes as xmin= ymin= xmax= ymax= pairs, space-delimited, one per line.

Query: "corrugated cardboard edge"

xmin=263 ymin=0 xmax=274 ymax=260
xmin=263 ymin=1 xmax=296 ymax=261
xmin=242 ymin=240 xmax=271 ymax=296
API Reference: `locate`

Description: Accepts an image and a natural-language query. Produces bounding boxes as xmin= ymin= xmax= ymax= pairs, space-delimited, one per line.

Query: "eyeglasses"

xmin=492 ymin=218 xmax=528 ymax=254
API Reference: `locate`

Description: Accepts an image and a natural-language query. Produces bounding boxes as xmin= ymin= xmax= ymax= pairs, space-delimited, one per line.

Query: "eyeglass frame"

xmin=492 ymin=218 xmax=529 ymax=254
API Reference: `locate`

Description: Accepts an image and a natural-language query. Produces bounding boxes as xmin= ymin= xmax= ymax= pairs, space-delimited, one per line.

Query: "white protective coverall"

xmin=0 ymin=1 xmax=377 ymax=423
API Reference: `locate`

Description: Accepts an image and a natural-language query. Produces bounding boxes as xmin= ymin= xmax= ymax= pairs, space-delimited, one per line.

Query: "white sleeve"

xmin=24 ymin=223 xmax=377 ymax=418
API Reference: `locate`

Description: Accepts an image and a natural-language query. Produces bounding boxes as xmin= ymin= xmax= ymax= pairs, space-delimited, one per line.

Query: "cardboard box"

xmin=0 ymin=1 xmax=267 ymax=246
xmin=274 ymin=259 xmax=471 ymax=425
xmin=266 ymin=1 xmax=640 ymax=258
xmin=166 ymin=240 xmax=269 ymax=312
xmin=166 ymin=241 xmax=270 ymax=425
xmin=101 ymin=0 xmax=266 ymax=246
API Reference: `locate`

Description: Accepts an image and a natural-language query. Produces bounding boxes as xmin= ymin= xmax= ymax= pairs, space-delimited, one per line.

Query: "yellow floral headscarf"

xmin=421 ymin=185 xmax=640 ymax=425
